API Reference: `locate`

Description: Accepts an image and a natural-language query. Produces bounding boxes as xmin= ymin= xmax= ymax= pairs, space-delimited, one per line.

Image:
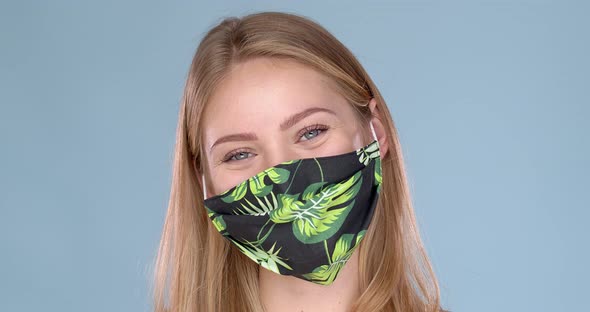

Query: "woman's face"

xmin=200 ymin=57 xmax=373 ymax=197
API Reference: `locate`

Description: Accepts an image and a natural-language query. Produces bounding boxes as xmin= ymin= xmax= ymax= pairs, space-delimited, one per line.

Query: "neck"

xmin=259 ymin=248 xmax=361 ymax=312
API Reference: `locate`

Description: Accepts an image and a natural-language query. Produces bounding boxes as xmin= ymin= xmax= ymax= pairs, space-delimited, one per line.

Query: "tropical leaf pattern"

xmin=356 ymin=140 xmax=380 ymax=165
xmin=269 ymin=171 xmax=362 ymax=244
xmin=233 ymin=191 xmax=279 ymax=216
xmin=205 ymin=206 xmax=226 ymax=233
xmin=303 ymin=230 xmax=366 ymax=285
xmin=231 ymin=238 xmax=293 ymax=274
xmin=221 ymin=167 xmax=290 ymax=203
xmin=203 ymin=139 xmax=382 ymax=285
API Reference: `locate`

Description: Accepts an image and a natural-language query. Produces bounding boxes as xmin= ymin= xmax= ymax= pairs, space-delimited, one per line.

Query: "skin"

xmin=197 ymin=57 xmax=389 ymax=312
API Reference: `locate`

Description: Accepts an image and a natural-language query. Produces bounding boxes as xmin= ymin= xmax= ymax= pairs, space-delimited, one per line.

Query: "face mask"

xmin=202 ymin=121 xmax=382 ymax=285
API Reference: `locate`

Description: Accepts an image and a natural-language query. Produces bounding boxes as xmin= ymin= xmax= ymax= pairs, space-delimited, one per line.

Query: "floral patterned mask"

xmin=202 ymin=121 xmax=382 ymax=285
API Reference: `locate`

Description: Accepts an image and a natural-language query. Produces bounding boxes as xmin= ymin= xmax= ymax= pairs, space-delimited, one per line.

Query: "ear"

xmin=368 ymin=98 xmax=389 ymax=160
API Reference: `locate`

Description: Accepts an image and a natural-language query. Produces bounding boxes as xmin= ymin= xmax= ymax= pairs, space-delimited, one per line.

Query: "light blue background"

xmin=1 ymin=1 xmax=588 ymax=311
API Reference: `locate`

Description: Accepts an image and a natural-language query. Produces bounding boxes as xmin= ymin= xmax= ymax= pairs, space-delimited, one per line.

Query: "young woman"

xmin=152 ymin=11 xmax=445 ymax=312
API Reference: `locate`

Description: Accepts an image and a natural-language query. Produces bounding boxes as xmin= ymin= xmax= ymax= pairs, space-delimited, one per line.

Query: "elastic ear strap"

xmin=369 ymin=120 xmax=378 ymax=142
xmin=202 ymin=174 xmax=207 ymax=200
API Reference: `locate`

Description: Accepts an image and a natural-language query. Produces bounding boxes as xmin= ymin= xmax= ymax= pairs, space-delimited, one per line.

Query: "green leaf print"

xmin=249 ymin=173 xmax=272 ymax=197
xmin=302 ymin=230 xmax=366 ymax=285
xmin=267 ymin=167 xmax=291 ymax=184
xmin=231 ymin=238 xmax=293 ymax=274
xmin=269 ymin=171 xmax=363 ymax=244
xmin=250 ymin=167 xmax=290 ymax=197
xmin=233 ymin=191 xmax=282 ymax=216
xmin=356 ymin=141 xmax=380 ymax=166
xmin=374 ymin=157 xmax=382 ymax=186
xmin=355 ymin=230 xmax=366 ymax=245
xmin=220 ymin=181 xmax=248 ymax=203
xmin=205 ymin=206 xmax=227 ymax=232
xmin=301 ymin=181 xmax=327 ymax=200
xmin=221 ymin=167 xmax=291 ymax=203
xmin=211 ymin=215 xmax=226 ymax=232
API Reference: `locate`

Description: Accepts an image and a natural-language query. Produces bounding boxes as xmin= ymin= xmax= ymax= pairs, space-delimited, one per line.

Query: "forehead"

xmin=206 ymin=58 xmax=342 ymax=116
xmin=202 ymin=57 xmax=350 ymax=136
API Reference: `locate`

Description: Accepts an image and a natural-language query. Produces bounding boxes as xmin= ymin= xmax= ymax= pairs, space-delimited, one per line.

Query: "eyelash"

xmin=221 ymin=124 xmax=330 ymax=163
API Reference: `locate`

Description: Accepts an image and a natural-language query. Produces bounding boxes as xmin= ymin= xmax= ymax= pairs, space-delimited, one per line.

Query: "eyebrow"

xmin=209 ymin=107 xmax=337 ymax=152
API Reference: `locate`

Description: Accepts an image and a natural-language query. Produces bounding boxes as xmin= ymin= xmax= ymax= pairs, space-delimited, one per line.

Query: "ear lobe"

xmin=368 ymin=98 xmax=389 ymax=160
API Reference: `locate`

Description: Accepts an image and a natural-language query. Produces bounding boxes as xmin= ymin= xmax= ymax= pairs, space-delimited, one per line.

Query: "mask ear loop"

xmin=202 ymin=173 xmax=207 ymax=200
xmin=369 ymin=120 xmax=379 ymax=142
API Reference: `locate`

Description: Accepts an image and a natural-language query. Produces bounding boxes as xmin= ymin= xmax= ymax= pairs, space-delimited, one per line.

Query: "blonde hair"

xmin=151 ymin=11 xmax=443 ymax=312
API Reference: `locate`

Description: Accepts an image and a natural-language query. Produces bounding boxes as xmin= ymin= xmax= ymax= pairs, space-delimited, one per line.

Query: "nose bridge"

xmin=262 ymin=139 xmax=299 ymax=168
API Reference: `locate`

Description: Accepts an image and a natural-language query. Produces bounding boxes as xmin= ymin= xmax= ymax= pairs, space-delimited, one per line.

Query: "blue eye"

xmin=299 ymin=124 xmax=329 ymax=142
xmin=223 ymin=150 xmax=254 ymax=163
xmin=221 ymin=124 xmax=329 ymax=163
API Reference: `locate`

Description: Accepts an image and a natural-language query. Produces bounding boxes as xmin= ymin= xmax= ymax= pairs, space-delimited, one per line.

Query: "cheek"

xmin=323 ymin=139 xmax=354 ymax=156
xmin=284 ymin=132 xmax=356 ymax=163
xmin=206 ymin=156 xmax=244 ymax=195
xmin=210 ymin=169 xmax=255 ymax=196
xmin=319 ymin=129 xmax=363 ymax=156
xmin=211 ymin=173 xmax=231 ymax=195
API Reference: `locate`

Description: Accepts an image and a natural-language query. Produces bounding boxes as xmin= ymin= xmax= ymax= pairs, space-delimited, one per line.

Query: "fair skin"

xmin=198 ymin=57 xmax=389 ymax=312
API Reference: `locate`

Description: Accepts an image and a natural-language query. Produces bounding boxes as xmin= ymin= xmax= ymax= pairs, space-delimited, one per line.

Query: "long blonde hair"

xmin=151 ymin=11 xmax=443 ymax=312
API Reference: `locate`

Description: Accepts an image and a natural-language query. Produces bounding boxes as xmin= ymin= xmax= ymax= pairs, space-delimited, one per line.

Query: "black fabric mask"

xmin=202 ymin=122 xmax=382 ymax=285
